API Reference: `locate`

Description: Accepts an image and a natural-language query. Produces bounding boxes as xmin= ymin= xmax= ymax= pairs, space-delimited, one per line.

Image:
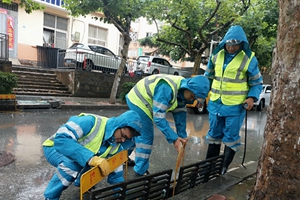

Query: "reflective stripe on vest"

xmin=43 ymin=113 xmax=107 ymax=155
xmin=77 ymin=113 xmax=107 ymax=154
xmin=99 ymin=143 xmax=121 ymax=158
xmin=210 ymin=50 xmax=254 ymax=105
xmin=127 ymin=74 xmax=184 ymax=119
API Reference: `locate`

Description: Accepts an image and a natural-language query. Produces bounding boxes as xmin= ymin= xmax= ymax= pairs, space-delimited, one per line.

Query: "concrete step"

xmin=12 ymin=70 xmax=57 ymax=77
xmin=12 ymin=65 xmax=57 ymax=74
xmin=16 ymin=80 xmax=66 ymax=86
xmin=16 ymin=77 xmax=62 ymax=83
xmin=13 ymin=91 xmax=71 ymax=97
xmin=12 ymin=65 xmax=71 ymax=97
xmin=16 ymin=84 xmax=69 ymax=91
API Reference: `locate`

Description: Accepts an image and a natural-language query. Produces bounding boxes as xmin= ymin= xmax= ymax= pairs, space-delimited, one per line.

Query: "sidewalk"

xmin=15 ymin=95 xmax=257 ymax=199
xmin=16 ymin=95 xmax=128 ymax=110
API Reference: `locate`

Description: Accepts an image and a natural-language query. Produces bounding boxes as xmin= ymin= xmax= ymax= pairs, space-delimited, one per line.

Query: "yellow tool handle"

xmin=80 ymin=150 xmax=128 ymax=200
xmin=173 ymin=141 xmax=187 ymax=196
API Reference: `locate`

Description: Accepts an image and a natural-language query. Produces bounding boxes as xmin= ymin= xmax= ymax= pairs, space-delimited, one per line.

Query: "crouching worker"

xmin=43 ymin=110 xmax=142 ymax=200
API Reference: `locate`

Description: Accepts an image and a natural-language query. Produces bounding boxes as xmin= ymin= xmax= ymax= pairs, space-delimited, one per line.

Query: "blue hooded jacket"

xmin=151 ymin=75 xmax=210 ymax=143
xmin=53 ymin=110 xmax=142 ymax=184
xmin=205 ymin=25 xmax=263 ymax=116
xmin=180 ymin=75 xmax=210 ymax=100
xmin=212 ymin=25 xmax=252 ymax=58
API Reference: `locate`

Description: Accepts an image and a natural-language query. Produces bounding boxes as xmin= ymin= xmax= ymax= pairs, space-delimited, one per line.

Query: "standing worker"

xmin=204 ymin=25 xmax=263 ymax=174
xmin=126 ymin=74 xmax=210 ymax=176
xmin=43 ymin=110 xmax=142 ymax=200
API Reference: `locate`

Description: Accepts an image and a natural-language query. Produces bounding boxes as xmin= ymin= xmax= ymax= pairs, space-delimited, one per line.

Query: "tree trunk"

xmin=109 ymin=33 xmax=131 ymax=104
xmin=249 ymin=1 xmax=300 ymax=199
xmin=192 ymin=53 xmax=202 ymax=75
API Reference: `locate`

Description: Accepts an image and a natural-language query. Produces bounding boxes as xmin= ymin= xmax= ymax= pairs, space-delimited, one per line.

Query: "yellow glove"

xmin=88 ymin=156 xmax=110 ymax=176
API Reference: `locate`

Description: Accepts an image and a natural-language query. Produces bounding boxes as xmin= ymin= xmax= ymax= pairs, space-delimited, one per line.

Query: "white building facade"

xmin=0 ymin=0 xmax=193 ymax=69
xmin=0 ymin=0 xmax=123 ymax=65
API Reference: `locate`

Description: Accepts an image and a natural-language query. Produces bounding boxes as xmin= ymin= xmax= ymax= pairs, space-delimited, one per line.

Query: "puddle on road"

xmin=218 ymin=174 xmax=256 ymax=200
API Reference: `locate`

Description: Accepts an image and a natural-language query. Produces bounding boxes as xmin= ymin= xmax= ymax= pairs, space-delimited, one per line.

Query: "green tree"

xmin=238 ymin=0 xmax=278 ymax=74
xmin=142 ymin=0 xmax=251 ymax=75
xmin=63 ymin=0 xmax=151 ymax=104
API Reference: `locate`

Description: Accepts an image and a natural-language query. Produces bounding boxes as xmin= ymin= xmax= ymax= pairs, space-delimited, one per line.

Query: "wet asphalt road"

xmin=0 ymin=108 xmax=267 ymax=200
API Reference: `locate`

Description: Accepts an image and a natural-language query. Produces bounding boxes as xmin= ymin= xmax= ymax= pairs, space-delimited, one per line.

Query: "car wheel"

xmin=193 ymin=102 xmax=206 ymax=114
xmin=256 ymin=100 xmax=263 ymax=111
xmin=85 ymin=60 xmax=94 ymax=71
xmin=152 ymin=69 xmax=159 ymax=74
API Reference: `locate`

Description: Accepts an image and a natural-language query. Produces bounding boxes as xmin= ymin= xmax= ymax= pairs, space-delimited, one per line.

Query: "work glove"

xmin=88 ymin=156 xmax=110 ymax=176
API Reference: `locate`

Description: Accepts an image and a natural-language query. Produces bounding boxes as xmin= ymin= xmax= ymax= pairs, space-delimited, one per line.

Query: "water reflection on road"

xmin=0 ymin=109 xmax=267 ymax=200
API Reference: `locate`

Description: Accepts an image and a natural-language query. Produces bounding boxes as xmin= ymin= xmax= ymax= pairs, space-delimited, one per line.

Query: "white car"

xmin=253 ymin=84 xmax=272 ymax=111
xmin=64 ymin=43 xmax=127 ymax=74
xmin=134 ymin=56 xmax=180 ymax=75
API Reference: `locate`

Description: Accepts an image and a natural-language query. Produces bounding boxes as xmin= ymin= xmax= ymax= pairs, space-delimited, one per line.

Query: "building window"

xmin=0 ymin=1 xmax=18 ymax=11
xmin=130 ymin=32 xmax=138 ymax=42
xmin=146 ymin=32 xmax=153 ymax=37
xmin=40 ymin=0 xmax=64 ymax=7
xmin=88 ymin=25 xmax=107 ymax=46
xmin=43 ymin=13 xmax=68 ymax=49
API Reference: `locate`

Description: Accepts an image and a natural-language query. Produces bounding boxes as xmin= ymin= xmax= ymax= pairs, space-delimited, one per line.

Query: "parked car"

xmin=253 ymin=84 xmax=272 ymax=111
xmin=134 ymin=56 xmax=180 ymax=76
xmin=64 ymin=43 xmax=127 ymax=74
xmin=179 ymin=66 xmax=206 ymax=78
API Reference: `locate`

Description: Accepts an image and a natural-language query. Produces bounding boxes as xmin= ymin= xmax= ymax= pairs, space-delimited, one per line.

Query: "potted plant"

xmin=0 ymin=71 xmax=18 ymax=110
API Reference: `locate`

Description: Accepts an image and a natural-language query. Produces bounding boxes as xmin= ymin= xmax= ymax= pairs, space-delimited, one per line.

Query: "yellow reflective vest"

xmin=43 ymin=113 xmax=120 ymax=158
xmin=127 ymin=74 xmax=184 ymax=119
xmin=210 ymin=49 xmax=254 ymax=105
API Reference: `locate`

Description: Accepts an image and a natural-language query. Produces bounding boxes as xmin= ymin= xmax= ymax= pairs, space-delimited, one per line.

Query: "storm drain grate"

xmin=90 ymin=169 xmax=172 ymax=200
xmin=174 ymin=155 xmax=224 ymax=195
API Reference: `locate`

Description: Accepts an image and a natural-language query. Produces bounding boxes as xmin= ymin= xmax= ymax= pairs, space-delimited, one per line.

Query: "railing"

xmin=0 ymin=33 xmax=9 ymax=61
xmin=57 ymin=49 xmax=133 ymax=74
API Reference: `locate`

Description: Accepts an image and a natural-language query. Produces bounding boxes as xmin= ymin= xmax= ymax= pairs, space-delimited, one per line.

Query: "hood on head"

xmin=180 ymin=75 xmax=210 ymax=100
xmin=104 ymin=110 xmax=142 ymax=141
xmin=213 ymin=25 xmax=251 ymax=57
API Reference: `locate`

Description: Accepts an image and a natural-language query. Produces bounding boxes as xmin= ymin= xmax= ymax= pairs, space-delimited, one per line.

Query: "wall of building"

xmin=54 ymin=70 xmax=141 ymax=98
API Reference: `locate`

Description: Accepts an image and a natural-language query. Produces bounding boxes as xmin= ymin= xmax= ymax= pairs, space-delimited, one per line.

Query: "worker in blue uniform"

xmin=204 ymin=25 xmax=263 ymax=174
xmin=126 ymin=74 xmax=210 ymax=176
xmin=43 ymin=110 xmax=142 ymax=200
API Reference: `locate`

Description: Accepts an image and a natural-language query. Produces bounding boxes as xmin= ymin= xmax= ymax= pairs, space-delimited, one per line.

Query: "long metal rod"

xmin=241 ymin=104 xmax=247 ymax=169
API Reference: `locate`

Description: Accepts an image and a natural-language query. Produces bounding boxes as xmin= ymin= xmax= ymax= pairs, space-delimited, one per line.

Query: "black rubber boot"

xmin=221 ymin=146 xmax=236 ymax=175
xmin=205 ymin=144 xmax=221 ymax=159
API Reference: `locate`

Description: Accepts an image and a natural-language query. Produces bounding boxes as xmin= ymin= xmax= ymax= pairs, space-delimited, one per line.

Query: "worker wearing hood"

xmin=126 ymin=74 xmax=210 ymax=176
xmin=204 ymin=25 xmax=263 ymax=174
xmin=43 ymin=110 xmax=142 ymax=200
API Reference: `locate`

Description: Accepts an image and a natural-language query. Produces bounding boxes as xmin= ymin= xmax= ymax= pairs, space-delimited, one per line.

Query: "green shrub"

xmin=119 ymin=82 xmax=136 ymax=103
xmin=0 ymin=71 xmax=18 ymax=94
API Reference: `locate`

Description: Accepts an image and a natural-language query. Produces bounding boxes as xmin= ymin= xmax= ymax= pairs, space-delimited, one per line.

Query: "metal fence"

xmin=0 ymin=33 xmax=9 ymax=61
xmin=37 ymin=46 xmax=65 ymax=69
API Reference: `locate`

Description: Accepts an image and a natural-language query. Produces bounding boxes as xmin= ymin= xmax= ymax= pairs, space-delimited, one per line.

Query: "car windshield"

xmin=69 ymin=43 xmax=84 ymax=48
xmin=138 ymin=56 xmax=149 ymax=62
